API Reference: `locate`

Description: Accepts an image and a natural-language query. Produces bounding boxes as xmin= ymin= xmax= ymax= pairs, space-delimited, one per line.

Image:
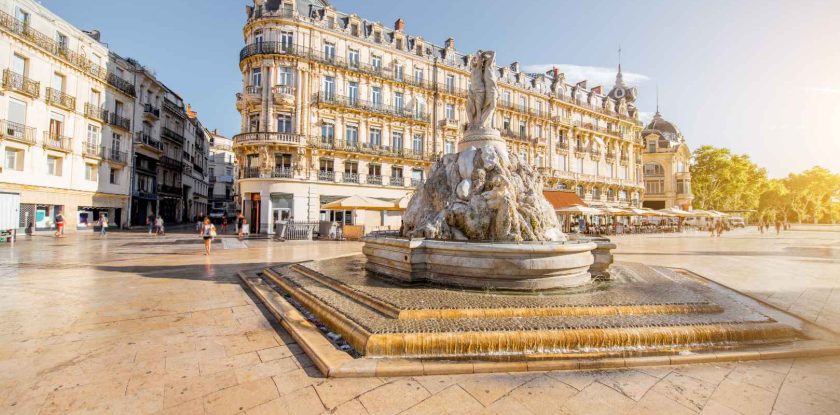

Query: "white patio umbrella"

xmin=659 ymin=207 xmax=692 ymax=217
xmin=555 ymin=205 xmax=603 ymax=215
xmin=601 ymin=207 xmax=633 ymax=216
xmin=321 ymin=195 xmax=395 ymax=211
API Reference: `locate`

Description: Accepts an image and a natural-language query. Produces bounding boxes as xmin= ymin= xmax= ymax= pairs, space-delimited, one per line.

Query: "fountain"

xmin=364 ymin=50 xmax=597 ymax=290
xmin=238 ymin=49 xmax=840 ymax=377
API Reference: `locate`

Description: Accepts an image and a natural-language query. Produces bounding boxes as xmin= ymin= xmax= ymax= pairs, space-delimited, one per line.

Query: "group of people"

xmin=757 ymin=219 xmax=789 ymax=235
xmin=146 ymin=215 xmax=166 ymax=236
xmin=196 ymin=211 xmax=250 ymax=256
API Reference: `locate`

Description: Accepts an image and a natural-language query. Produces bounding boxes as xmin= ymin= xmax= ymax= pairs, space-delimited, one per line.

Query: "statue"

xmin=401 ymin=50 xmax=566 ymax=243
xmin=466 ymin=51 xmax=497 ymax=131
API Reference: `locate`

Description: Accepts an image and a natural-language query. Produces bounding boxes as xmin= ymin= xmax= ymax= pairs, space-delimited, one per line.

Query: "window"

xmin=576 ymin=185 xmax=584 ymax=197
xmin=46 ymin=156 xmax=61 ymax=176
xmin=248 ymin=114 xmax=260 ymax=132
xmin=442 ymin=104 xmax=454 ymax=120
xmin=503 ymin=118 xmax=511 ymax=132
xmin=395 ymin=65 xmax=404 ymax=81
xmin=677 ymin=180 xmax=691 ymax=194
xmin=7 ymin=98 xmax=26 ymax=135
xmin=503 ymin=91 xmax=511 ymax=105
xmin=396 ymin=38 xmax=403 ymax=50
xmin=394 ymin=92 xmax=403 ymax=111
xmin=323 ymin=76 xmax=335 ymax=99
xmin=519 ymin=122 xmax=526 ymax=138
xmin=347 ymin=82 xmax=358 ymax=104
xmin=321 ymin=123 xmax=335 ymax=143
xmin=56 ymin=32 xmax=68 ymax=51
xmin=371 ymin=55 xmax=382 ymax=72
xmin=350 ymin=23 xmax=359 ymax=36
xmin=369 ymin=128 xmax=381 ymax=146
xmin=281 ymin=31 xmax=294 ymax=50
xmin=607 ymin=164 xmax=614 ymax=178
xmin=644 ymin=163 xmax=665 ymax=176
xmin=323 ymin=42 xmax=335 ymax=60
xmin=647 ymin=140 xmax=656 ymax=153
xmin=277 ymin=67 xmax=292 ymax=86
xmin=51 ymin=73 xmax=65 ymax=92
xmin=112 ymin=133 xmax=122 ymax=153
xmin=49 ymin=113 xmax=64 ymax=138
xmin=445 ymin=140 xmax=455 ymax=154
xmin=445 ymin=75 xmax=455 ymax=93
xmin=371 ymin=87 xmax=381 ymax=106
xmin=392 ymin=132 xmax=403 ymax=150
xmin=368 ymin=164 xmax=381 ymax=176
xmin=391 ymin=166 xmax=403 ymax=179
xmin=89 ymin=89 xmax=101 ymax=108
xmin=348 ymin=49 xmax=360 ymax=67
xmin=592 ymin=187 xmax=601 ymax=199
xmin=109 ymin=167 xmax=120 ymax=185
xmin=374 ymin=31 xmax=382 ymax=43
xmin=277 ymin=113 xmax=292 ymax=133
xmin=557 ymin=154 xmax=567 ymax=170
xmin=251 ymin=68 xmax=261 ymax=87
xmin=344 ymin=161 xmax=358 ymax=174
xmin=645 ymin=180 xmax=664 ymax=194
xmin=12 ymin=54 xmax=26 ymax=77
xmin=319 ymin=159 xmax=334 ymax=172
xmin=535 ymin=125 xmax=542 ymax=139
xmin=253 ymin=29 xmax=263 ymax=45
xmin=5 ymin=148 xmax=23 ymax=171
xmin=85 ymin=163 xmax=98 ymax=181
xmin=15 ymin=7 xmax=29 ymax=25
xmin=326 ymin=16 xmax=335 ymax=29
xmin=345 ymin=125 xmax=358 ymax=146
xmin=87 ymin=124 xmax=100 ymax=148
xmin=412 ymin=134 xmax=423 ymax=153
xmin=414 ymin=67 xmax=423 ymax=83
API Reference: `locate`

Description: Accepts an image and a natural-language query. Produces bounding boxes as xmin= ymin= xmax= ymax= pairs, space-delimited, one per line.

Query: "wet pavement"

xmin=0 ymin=226 xmax=839 ymax=414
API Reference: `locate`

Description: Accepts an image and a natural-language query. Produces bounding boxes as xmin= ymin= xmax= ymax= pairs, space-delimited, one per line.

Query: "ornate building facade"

xmin=207 ymin=129 xmax=236 ymax=214
xmin=641 ymin=110 xmax=693 ymax=210
xmin=235 ymin=0 xmax=646 ymax=233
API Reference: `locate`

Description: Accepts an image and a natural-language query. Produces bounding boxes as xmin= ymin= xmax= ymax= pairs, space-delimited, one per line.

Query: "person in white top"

xmin=199 ymin=217 xmax=216 ymax=256
xmin=98 ymin=214 xmax=108 ymax=237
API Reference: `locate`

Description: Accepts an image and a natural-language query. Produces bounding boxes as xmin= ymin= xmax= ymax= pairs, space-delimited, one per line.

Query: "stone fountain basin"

xmin=363 ymin=236 xmax=597 ymax=291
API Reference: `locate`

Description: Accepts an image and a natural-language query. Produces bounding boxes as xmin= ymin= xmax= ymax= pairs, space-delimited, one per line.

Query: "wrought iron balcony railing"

xmin=0 ymin=11 xmax=107 ymax=80
xmin=160 ymin=155 xmax=182 ymax=170
xmin=0 ymin=119 xmax=36 ymax=144
xmin=310 ymin=138 xmax=427 ymax=160
xmin=158 ymin=183 xmax=181 ymax=195
xmin=105 ymin=147 xmax=128 ymax=163
xmin=84 ymin=103 xmax=106 ymax=121
xmin=273 ymin=167 xmax=293 ymax=178
xmin=82 ymin=142 xmax=103 ymax=158
xmin=143 ymin=103 xmax=160 ymax=118
xmin=318 ymin=170 xmax=335 ymax=182
xmin=107 ymin=112 xmax=131 ymax=131
xmin=107 ymin=73 xmax=136 ymax=97
xmin=161 ymin=126 xmax=184 ymax=144
xmin=342 ymin=172 xmax=360 ymax=184
xmin=42 ymin=132 xmax=72 ymax=152
xmin=135 ymin=131 xmax=163 ymax=151
xmin=45 ymin=87 xmax=76 ymax=111
xmin=2 ymin=69 xmax=39 ymax=98
xmin=314 ymin=92 xmax=429 ymax=122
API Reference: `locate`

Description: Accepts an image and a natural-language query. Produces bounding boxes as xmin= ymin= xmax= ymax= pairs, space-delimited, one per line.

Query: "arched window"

xmin=643 ymin=163 xmax=664 ymax=176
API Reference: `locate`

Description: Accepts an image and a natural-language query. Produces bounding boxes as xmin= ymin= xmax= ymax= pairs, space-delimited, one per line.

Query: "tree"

xmin=783 ymin=167 xmax=840 ymax=223
xmin=758 ymin=180 xmax=790 ymax=222
xmin=691 ymin=146 xmax=768 ymax=212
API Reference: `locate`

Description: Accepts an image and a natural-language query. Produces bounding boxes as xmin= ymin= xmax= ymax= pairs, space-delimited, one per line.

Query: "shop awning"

xmin=321 ymin=195 xmax=394 ymax=211
xmin=542 ymin=191 xmax=586 ymax=210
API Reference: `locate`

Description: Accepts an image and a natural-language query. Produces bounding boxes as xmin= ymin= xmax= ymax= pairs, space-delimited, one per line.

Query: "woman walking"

xmin=98 ymin=214 xmax=108 ymax=237
xmin=54 ymin=209 xmax=65 ymax=238
xmin=199 ymin=217 xmax=216 ymax=256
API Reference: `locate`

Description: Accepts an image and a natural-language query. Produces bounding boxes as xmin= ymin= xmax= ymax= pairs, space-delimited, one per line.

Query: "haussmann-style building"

xmin=234 ymin=0 xmax=647 ymax=234
xmin=640 ymin=109 xmax=693 ymax=210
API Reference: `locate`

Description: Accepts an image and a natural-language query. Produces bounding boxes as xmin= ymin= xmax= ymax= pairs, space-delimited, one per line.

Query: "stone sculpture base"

xmin=363 ymin=237 xmax=597 ymax=290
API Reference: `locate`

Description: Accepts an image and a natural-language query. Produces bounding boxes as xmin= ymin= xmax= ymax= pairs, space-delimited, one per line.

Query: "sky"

xmin=41 ymin=0 xmax=840 ymax=178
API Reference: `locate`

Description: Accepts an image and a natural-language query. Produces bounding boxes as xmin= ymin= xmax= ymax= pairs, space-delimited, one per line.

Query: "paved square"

xmin=1 ymin=226 xmax=838 ymax=414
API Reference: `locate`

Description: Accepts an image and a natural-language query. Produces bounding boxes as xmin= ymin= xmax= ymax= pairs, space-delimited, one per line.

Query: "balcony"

xmin=45 ymin=87 xmax=76 ymax=111
xmin=242 ymin=166 xmax=261 ymax=179
xmin=314 ymin=92 xmax=429 ymax=123
xmin=0 ymin=119 xmax=36 ymax=144
xmin=573 ymin=147 xmax=587 ymax=158
xmin=107 ymin=73 xmax=136 ymax=97
xmin=367 ymin=175 xmax=383 ymax=185
xmin=158 ymin=184 xmax=181 ymax=196
xmin=143 ymin=103 xmax=160 ymax=119
xmin=161 ymin=126 xmax=184 ymax=144
xmin=411 ymin=178 xmax=425 ymax=187
xmin=232 ymin=131 xmax=304 ymax=147
xmin=311 ymin=138 xmax=427 ymax=161
xmin=107 ymin=112 xmax=131 ymax=131
xmin=438 ymin=83 xmax=468 ymax=98
xmin=160 ymin=155 xmax=182 ymax=170
xmin=619 ymin=154 xmax=629 ymax=166
xmin=272 ymin=85 xmax=295 ymax=105
xmin=572 ymin=121 xmax=623 ymax=138
xmin=318 ymin=170 xmax=335 ymax=182
xmin=135 ymin=131 xmax=163 ymax=152
xmin=2 ymin=69 xmax=39 ymax=98
xmin=244 ymin=85 xmax=262 ymax=96
xmin=84 ymin=103 xmax=106 ymax=121
xmin=0 ymin=11 xmax=107 ymax=80
xmin=43 ymin=132 xmax=72 ymax=152
xmin=589 ymin=150 xmax=602 ymax=161
xmin=105 ymin=147 xmax=128 ymax=164
xmin=273 ymin=167 xmax=293 ymax=178
xmin=500 ymin=129 xmax=535 ymax=143
xmin=82 ymin=142 xmax=103 ymax=158
xmin=556 ymin=141 xmax=570 ymax=151
xmin=605 ymin=151 xmax=616 ymax=162
xmin=391 ymin=176 xmax=406 ymax=186
xmin=162 ymin=99 xmax=184 ymax=117
xmin=239 ymin=41 xmax=304 ymax=62
xmin=552 ymin=115 xmax=571 ymax=124
xmin=439 ymin=118 xmax=461 ymax=131
xmin=342 ymin=172 xmax=361 ymax=184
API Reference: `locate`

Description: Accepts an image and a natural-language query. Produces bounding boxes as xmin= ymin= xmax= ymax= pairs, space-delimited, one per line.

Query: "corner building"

xmin=640 ymin=110 xmax=693 ymax=210
xmin=236 ymin=0 xmax=646 ymax=234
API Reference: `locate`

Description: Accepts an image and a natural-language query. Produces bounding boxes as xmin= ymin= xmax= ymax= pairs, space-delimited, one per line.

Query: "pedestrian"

xmin=199 ymin=216 xmax=216 ymax=256
xmin=221 ymin=216 xmax=228 ymax=234
xmin=758 ymin=219 xmax=764 ymax=234
xmin=195 ymin=216 xmax=202 ymax=232
xmin=155 ymin=216 xmax=164 ymax=237
xmin=710 ymin=220 xmax=716 ymax=237
xmin=54 ymin=209 xmax=65 ymax=238
xmin=775 ymin=220 xmax=781 ymax=235
xmin=98 ymin=214 xmax=108 ymax=237
xmin=239 ymin=218 xmax=250 ymax=240
xmin=764 ymin=222 xmax=770 ymax=233
xmin=147 ymin=214 xmax=155 ymax=235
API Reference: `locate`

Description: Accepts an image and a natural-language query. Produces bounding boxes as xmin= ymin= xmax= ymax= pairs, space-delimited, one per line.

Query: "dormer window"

xmin=350 ymin=23 xmax=359 ymax=36
xmin=326 ymin=16 xmax=335 ymax=29
xmin=374 ymin=31 xmax=382 ymax=43
xmin=416 ymin=45 xmax=423 ymax=56
xmin=396 ymin=38 xmax=403 ymax=50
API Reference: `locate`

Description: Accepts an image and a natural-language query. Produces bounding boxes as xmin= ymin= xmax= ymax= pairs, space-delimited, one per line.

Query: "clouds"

xmin=521 ymin=64 xmax=649 ymax=88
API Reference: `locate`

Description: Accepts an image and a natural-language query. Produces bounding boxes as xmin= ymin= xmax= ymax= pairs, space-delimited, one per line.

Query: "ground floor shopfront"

xmin=238 ymin=179 xmax=412 ymax=234
xmin=0 ymin=184 xmax=128 ymax=233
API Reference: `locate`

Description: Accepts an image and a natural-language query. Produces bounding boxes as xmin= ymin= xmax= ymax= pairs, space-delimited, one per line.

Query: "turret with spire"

xmin=607 ymin=46 xmax=637 ymax=103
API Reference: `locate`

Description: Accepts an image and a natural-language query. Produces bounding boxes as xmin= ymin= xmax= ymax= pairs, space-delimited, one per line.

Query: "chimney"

xmin=394 ymin=18 xmax=405 ymax=32
xmin=83 ymin=29 xmax=101 ymax=42
xmin=591 ymin=86 xmax=602 ymax=94
xmin=510 ymin=62 xmax=520 ymax=73
xmin=444 ymin=37 xmax=455 ymax=49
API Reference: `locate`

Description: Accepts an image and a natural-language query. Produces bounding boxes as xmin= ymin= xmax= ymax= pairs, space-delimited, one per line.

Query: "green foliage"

xmin=692 ymin=146 xmax=840 ymax=223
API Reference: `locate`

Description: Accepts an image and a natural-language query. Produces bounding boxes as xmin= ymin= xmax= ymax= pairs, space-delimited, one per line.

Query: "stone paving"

xmin=0 ymin=226 xmax=838 ymax=414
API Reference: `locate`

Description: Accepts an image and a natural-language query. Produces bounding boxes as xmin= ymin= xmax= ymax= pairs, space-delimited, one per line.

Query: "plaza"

xmin=1 ymin=226 xmax=838 ymax=414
